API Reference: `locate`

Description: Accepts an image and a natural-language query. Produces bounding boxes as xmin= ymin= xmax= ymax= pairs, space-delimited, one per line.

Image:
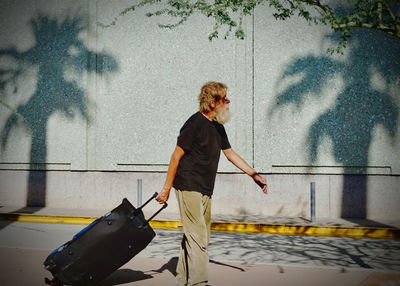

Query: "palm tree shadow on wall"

xmin=270 ymin=29 xmax=399 ymax=219
xmin=0 ymin=16 xmax=118 ymax=207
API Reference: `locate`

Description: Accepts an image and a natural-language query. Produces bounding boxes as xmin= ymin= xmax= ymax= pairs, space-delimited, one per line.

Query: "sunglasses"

xmin=221 ymin=96 xmax=230 ymax=104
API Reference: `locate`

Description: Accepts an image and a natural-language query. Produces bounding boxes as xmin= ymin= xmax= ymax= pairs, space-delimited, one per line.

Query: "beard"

xmin=215 ymin=106 xmax=231 ymax=125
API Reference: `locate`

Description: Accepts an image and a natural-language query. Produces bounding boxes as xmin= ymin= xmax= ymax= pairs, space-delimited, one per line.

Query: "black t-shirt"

xmin=173 ymin=112 xmax=231 ymax=196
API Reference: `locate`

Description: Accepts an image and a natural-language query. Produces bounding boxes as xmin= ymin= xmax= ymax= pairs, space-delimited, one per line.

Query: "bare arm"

xmin=155 ymin=145 xmax=185 ymax=203
xmin=223 ymin=148 xmax=268 ymax=194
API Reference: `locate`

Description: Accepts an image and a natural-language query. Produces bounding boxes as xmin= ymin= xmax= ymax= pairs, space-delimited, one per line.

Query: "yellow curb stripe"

xmin=0 ymin=213 xmax=97 ymax=225
xmin=149 ymin=220 xmax=182 ymax=230
xmin=0 ymin=213 xmax=398 ymax=240
xmin=210 ymin=222 xmax=400 ymax=239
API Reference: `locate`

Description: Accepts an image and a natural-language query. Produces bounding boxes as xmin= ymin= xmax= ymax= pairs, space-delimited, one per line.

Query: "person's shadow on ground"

xmin=98 ymin=258 xmax=178 ymax=285
xmin=152 ymin=256 xmax=246 ymax=276
xmin=98 ymin=269 xmax=153 ymax=285
xmin=99 ymin=257 xmax=245 ymax=285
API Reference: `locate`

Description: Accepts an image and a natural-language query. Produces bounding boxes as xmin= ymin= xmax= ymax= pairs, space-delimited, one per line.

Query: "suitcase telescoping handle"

xmin=139 ymin=192 xmax=168 ymax=222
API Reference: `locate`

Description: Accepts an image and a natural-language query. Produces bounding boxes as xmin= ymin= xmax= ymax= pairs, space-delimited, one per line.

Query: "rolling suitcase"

xmin=43 ymin=192 xmax=167 ymax=286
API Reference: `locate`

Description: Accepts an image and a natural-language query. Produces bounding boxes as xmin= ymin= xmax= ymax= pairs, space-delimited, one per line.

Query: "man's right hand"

xmin=253 ymin=174 xmax=268 ymax=194
xmin=155 ymin=187 xmax=170 ymax=204
xmin=156 ymin=146 xmax=184 ymax=204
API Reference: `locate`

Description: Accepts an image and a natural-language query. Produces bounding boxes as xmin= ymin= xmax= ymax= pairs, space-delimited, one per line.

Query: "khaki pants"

xmin=175 ymin=190 xmax=211 ymax=286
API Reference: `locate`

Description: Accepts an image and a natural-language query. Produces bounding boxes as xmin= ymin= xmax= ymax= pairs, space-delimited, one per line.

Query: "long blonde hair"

xmin=198 ymin=81 xmax=227 ymax=113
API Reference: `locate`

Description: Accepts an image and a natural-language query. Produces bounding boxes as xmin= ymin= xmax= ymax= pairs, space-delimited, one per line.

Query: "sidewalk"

xmin=0 ymin=205 xmax=399 ymax=239
xmin=1 ymin=212 xmax=400 ymax=286
xmin=1 ymin=247 xmax=400 ymax=286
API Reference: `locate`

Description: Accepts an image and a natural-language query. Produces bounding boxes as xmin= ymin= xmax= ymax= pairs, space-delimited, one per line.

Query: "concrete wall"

xmin=1 ymin=170 xmax=399 ymax=221
xmin=0 ymin=0 xmax=399 ymax=220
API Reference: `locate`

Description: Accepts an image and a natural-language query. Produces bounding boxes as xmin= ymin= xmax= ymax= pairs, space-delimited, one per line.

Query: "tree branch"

xmin=382 ymin=0 xmax=400 ymax=37
xmin=383 ymin=0 xmax=397 ymax=22
xmin=296 ymin=0 xmax=332 ymax=15
xmin=104 ymin=0 xmax=400 ymax=53
xmin=297 ymin=0 xmax=400 ymax=39
xmin=377 ymin=2 xmax=383 ymax=27
xmin=333 ymin=21 xmax=391 ymax=33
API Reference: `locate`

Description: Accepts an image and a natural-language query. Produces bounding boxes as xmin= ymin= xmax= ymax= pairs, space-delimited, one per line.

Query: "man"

xmin=156 ymin=81 xmax=268 ymax=286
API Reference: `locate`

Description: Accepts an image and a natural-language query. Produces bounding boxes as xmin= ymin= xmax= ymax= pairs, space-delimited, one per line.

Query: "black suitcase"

xmin=43 ymin=193 xmax=167 ymax=286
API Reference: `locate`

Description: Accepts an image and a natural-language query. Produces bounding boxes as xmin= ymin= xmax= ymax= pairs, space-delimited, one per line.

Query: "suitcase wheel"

xmin=44 ymin=277 xmax=64 ymax=286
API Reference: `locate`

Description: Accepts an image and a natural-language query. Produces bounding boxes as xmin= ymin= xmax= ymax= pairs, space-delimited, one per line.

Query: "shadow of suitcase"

xmin=44 ymin=193 xmax=167 ymax=286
